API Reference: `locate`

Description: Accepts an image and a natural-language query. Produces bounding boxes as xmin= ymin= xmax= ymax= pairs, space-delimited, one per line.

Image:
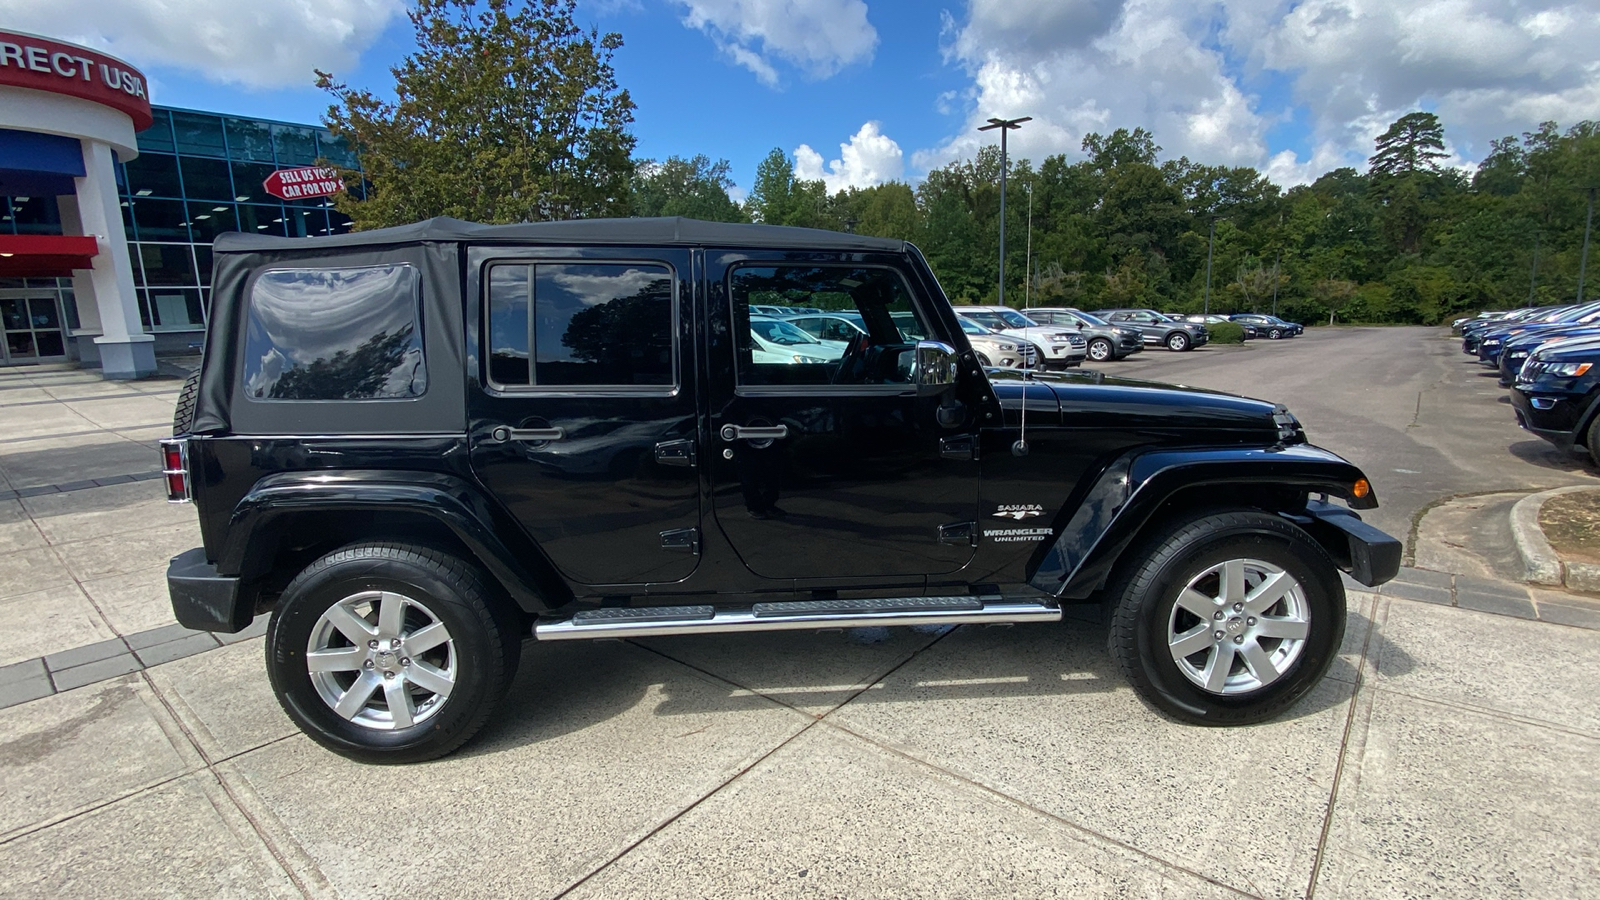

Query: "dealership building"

xmin=1 ymin=29 xmax=358 ymax=377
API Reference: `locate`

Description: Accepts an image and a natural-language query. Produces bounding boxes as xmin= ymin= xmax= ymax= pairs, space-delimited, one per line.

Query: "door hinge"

xmin=655 ymin=439 xmax=696 ymax=467
xmin=660 ymin=527 xmax=700 ymax=554
xmin=940 ymin=434 xmax=977 ymax=461
xmin=938 ymin=521 xmax=978 ymax=547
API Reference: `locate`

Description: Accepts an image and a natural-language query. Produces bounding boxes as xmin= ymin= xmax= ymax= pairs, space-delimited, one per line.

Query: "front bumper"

xmin=1298 ymin=500 xmax=1402 ymax=587
xmin=167 ymin=547 xmax=253 ymax=633
xmin=1509 ymin=385 xmax=1589 ymax=452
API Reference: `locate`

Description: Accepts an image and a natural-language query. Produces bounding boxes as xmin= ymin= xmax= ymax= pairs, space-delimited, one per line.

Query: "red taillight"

xmin=160 ymin=439 xmax=190 ymax=503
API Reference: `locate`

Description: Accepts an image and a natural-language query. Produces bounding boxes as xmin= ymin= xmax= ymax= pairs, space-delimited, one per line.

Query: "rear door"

xmin=466 ymin=245 xmax=701 ymax=588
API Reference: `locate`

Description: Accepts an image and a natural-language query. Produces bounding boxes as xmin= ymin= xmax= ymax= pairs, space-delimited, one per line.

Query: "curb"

xmin=1511 ymin=485 xmax=1600 ymax=588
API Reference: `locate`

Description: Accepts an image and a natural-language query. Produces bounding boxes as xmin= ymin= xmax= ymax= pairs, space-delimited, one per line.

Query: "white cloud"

xmin=0 ymin=0 xmax=404 ymax=89
xmin=675 ymin=0 xmax=877 ymax=86
xmin=923 ymin=0 xmax=1600 ymax=185
xmin=793 ymin=121 xmax=904 ymax=192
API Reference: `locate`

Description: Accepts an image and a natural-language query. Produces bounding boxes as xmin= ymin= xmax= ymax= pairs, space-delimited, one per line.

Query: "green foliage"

xmin=318 ymin=0 xmax=635 ymax=228
xmin=631 ymin=155 xmax=746 ymax=222
xmin=1207 ymin=321 xmax=1246 ymax=344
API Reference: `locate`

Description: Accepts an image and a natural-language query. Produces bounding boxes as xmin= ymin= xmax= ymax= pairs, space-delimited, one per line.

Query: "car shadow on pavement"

xmin=462 ymin=611 xmax=1373 ymax=758
xmin=1507 ymin=439 xmax=1595 ymax=474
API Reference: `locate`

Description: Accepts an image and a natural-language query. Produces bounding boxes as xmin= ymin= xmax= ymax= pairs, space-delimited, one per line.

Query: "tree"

xmin=317 ymin=0 xmax=636 ymax=229
xmin=1313 ymin=279 xmax=1357 ymax=324
xmin=1082 ymin=127 xmax=1160 ymax=172
xmin=1368 ymin=112 xmax=1449 ymax=177
xmin=631 ymin=155 xmax=745 ymax=222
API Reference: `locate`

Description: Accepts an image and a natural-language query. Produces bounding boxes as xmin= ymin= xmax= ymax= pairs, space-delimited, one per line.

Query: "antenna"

xmin=1013 ymin=354 xmax=1032 ymax=457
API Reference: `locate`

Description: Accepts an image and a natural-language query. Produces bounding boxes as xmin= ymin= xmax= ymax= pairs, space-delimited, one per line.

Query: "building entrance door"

xmin=0 ymin=294 xmax=68 ymax=365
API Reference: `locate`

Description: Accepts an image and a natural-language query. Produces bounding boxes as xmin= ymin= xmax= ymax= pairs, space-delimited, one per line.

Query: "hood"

xmin=1533 ymin=335 xmax=1600 ymax=362
xmin=985 ymin=369 xmax=1283 ymax=437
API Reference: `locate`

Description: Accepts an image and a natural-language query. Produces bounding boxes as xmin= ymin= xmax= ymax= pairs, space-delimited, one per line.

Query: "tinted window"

xmin=243 ymin=265 xmax=425 ymax=400
xmin=731 ymin=266 xmax=927 ymax=387
xmin=487 ymin=262 xmax=674 ymax=388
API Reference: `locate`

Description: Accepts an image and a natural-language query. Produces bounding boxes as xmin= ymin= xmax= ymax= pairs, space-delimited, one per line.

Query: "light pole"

xmin=1528 ymin=233 xmax=1540 ymax=305
xmin=1579 ymin=187 xmax=1595 ymax=305
xmin=979 ymin=116 xmax=1030 ymax=307
xmin=1203 ymin=217 xmax=1218 ymax=316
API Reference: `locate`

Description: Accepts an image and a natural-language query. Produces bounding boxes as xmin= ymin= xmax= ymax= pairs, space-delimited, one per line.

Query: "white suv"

xmin=955 ymin=305 xmax=1087 ymax=369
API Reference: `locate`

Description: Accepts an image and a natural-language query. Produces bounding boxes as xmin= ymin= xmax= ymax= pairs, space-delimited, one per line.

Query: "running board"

xmin=534 ymin=595 xmax=1061 ymax=641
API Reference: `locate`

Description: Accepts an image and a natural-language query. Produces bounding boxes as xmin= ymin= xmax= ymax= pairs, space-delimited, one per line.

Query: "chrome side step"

xmin=534 ymin=595 xmax=1061 ymax=641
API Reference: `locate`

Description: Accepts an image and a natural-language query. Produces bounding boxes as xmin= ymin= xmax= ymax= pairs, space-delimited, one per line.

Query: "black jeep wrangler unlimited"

xmin=163 ymin=217 xmax=1398 ymax=763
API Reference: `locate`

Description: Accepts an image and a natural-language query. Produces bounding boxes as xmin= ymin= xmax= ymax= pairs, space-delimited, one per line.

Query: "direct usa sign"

xmin=262 ymin=166 xmax=343 ymax=201
xmin=0 ymin=31 xmax=152 ymax=131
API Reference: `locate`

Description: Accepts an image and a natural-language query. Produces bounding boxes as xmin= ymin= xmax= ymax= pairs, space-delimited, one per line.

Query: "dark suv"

xmin=1091 ymin=309 xmax=1210 ymax=351
xmin=1020 ymin=307 xmax=1144 ymax=362
xmin=163 ymin=217 xmax=1397 ymax=763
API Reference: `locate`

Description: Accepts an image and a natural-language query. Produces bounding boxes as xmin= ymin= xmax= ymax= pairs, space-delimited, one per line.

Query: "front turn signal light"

xmin=1352 ymin=478 xmax=1371 ymax=500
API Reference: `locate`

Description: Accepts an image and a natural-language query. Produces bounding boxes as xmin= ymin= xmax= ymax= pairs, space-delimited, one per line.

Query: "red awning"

xmin=0 ymin=235 xmax=99 ymax=277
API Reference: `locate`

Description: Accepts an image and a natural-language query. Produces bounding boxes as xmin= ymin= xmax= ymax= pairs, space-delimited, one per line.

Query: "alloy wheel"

xmin=1165 ymin=558 xmax=1310 ymax=694
xmin=306 ymin=590 xmax=457 ymax=730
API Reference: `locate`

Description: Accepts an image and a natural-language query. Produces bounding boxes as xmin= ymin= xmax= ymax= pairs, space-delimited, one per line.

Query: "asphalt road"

xmin=1092 ymin=325 xmax=1597 ymax=543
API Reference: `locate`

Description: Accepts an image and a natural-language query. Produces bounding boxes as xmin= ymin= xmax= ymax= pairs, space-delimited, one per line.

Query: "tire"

xmin=976 ymin=351 xmax=992 ymax=367
xmin=1586 ymin=415 xmax=1600 ymax=468
xmin=266 ymin=542 xmax=522 ymax=763
xmin=1165 ymin=331 xmax=1191 ymax=352
xmin=1107 ymin=510 xmax=1344 ymax=726
xmin=1087 ymin=338 xmax=1114 ymax=362
xmin=1268 ymin=329 xmax=1283 ymax=340
xmin=172 ymin=369 xmax=200 ymax=435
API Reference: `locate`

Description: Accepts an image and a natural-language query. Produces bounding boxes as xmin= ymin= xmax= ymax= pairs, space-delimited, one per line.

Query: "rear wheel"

xmin=1108 ymin=510 xmax=1344 ymax=725
xmin=266 ymin=542 xmax=521 ymax=763
xmin=1087 ymin=338 xmax=1114 ymax=362
xmin=1165 ymin=331 xmax=1191 ymax=352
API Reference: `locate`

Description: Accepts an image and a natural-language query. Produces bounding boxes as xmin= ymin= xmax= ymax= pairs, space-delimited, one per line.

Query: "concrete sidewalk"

xmin=2 ymin=362 xmax=1598 ymax=898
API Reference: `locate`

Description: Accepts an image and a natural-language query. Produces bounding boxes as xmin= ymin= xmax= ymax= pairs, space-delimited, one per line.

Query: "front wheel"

xmin=266 ymin=542 xmax=521 ymax=763
xmin=1268 ymin=329 xmax=1283 ymax=340
xmin=975 ymin=351 xmax=992 ymax=367
xmin=1165 ymin=331 xmax=1191 ymax=352
xmin=1108 ymin=510 xmax=1344 ymax=725
xmin=1087 ymin=338 xmax=1114 ymax=362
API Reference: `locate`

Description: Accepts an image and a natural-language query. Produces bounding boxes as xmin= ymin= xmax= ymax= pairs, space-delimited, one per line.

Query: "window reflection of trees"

xmin=265 ymin=324 xmax=424 ymax=399
xmin=553 ymin=277 xmax=673 ymax=385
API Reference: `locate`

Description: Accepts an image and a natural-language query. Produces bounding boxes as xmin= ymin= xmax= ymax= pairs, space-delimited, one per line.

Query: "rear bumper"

xmin=1298 ymin=500 xmax=1402 ymax=587
xmin=167 ymin=547 xmax=253 ymax=633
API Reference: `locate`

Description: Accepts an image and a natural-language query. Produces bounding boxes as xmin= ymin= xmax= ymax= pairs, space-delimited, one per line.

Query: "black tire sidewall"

xmin=1120 ymin=516 xmax=1344 ymax=725
xmin=266 ymin=545 xmax=515 ymax=762
xmin=1088 ymin=339 xmax=1113 ymax=361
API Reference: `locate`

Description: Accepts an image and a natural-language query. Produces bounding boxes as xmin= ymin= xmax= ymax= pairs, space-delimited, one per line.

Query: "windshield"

xmin=997 ymin=310 xmax=1039 ymax=328
xmin=959 ymin=318 xmax=990 ymax=335
xmin=751 ymin=318 xmax=822 ymax=346
xmin=1072 ymin=310 xmax=1108 ymax=326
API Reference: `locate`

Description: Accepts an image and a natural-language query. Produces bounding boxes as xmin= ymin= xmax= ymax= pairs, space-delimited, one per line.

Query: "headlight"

xmin=1549 ymin=362 xmax=1592 ymax=377
xmin=1483 ymin=338 xmax=1501 ymax=348
xmin=998 ymin=342 xmax=1016 ymax=351
xmin=791 ymin=354 xmax=828 ymax=364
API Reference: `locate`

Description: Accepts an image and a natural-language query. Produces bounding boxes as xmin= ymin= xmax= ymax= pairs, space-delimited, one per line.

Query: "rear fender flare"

xmin=1028 ymin=445 xmax=1374 ymax=599
xmin=221 ymin=470 xmax=570 ymax=613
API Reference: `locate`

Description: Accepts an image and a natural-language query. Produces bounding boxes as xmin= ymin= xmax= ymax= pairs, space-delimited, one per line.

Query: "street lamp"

xmin=1024 ymin=184 xmax=1034 ymax=308
xmin=979 ymin=115 xmax=1030 ymax=307
xmin=1579 ymin=187 xmax=1595 ymax=305
xmin=1203 ymin=216 xmax=1221 ymax=316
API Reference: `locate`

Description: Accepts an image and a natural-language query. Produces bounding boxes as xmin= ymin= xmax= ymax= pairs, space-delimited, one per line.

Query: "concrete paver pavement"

xmin=3 ymin=337 xmax=1600 ymax=898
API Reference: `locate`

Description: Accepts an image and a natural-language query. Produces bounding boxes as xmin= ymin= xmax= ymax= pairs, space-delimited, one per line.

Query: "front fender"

xmin=221 ymin=470 xmax=569 ymax=612
xmin=1029 ymin=444 xmax=1381 ymax=599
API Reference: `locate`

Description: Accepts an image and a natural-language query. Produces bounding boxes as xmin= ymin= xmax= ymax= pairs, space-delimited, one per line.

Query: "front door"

xmin=467 ymin=246 xmax=701 ymax=589
xmin=704 ymin=251 xmax=979 ymax=583
xmin=1 ymin=294 xmax=67 ymax=365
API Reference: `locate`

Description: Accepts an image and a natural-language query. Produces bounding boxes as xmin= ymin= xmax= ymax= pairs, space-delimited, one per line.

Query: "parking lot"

xmin=3 ymin=329 xmax=1599 ymax=898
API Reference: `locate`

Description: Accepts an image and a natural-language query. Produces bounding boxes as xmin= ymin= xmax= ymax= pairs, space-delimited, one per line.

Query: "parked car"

xmin=1510 ymin=334 xmax=1600 ymax=465
xmin=1091 ymin=308 xmax=1210 ymax=351
xmin=1499 ymin=323 xmax=1600 ymax=386
xmin=1018 ymin=307 xmax=1144 ymax=362
xmin=1464 ymin=306 xmax=1558 ymax=354
xmin=749 ymin=314 xmax=846 ymax=363
xmin=1228 ymin=314 xmax=1302 ymax=340
xmin=1186 ymin=314 xmax=1257 ymax=339
xmin=955 ymin=305 xmax=1087 ymax=368
xmin=790 ymin=311 xmax=1037 ymax=369
xmin=163 ymin=217 xmax=1398 ymax=763
xmin=1477 ymin=302 xmax=1600 ymax=368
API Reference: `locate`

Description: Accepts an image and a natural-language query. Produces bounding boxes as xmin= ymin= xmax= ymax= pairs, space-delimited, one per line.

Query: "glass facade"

xmin=118 ymin=106 xmax=361 ymax=334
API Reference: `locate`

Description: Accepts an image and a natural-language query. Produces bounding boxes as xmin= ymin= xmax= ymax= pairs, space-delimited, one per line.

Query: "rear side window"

xmin=486 ymin=262 xmax=674 ymax=389
xmin=242 ymin=265 xmax=425 ymax=401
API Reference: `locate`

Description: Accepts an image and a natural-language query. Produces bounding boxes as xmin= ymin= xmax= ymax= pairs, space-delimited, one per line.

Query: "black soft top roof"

xmin=213 ymin=216 xmax=906 ymax=254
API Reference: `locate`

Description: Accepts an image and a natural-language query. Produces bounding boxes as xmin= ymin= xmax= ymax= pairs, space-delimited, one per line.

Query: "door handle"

xmin=720 ymin=424 xmax=788 ymax=442
xmin=489 ymin=426 xmax=565 ymax=443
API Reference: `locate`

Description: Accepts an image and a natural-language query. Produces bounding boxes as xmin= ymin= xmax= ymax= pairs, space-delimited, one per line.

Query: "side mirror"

xmin=914 ymin=340 xmax=958 ymax=396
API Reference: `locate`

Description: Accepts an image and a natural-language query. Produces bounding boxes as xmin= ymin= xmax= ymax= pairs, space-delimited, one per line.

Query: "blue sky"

xmin=10 ymin=0 xmax=1598 ymax=193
